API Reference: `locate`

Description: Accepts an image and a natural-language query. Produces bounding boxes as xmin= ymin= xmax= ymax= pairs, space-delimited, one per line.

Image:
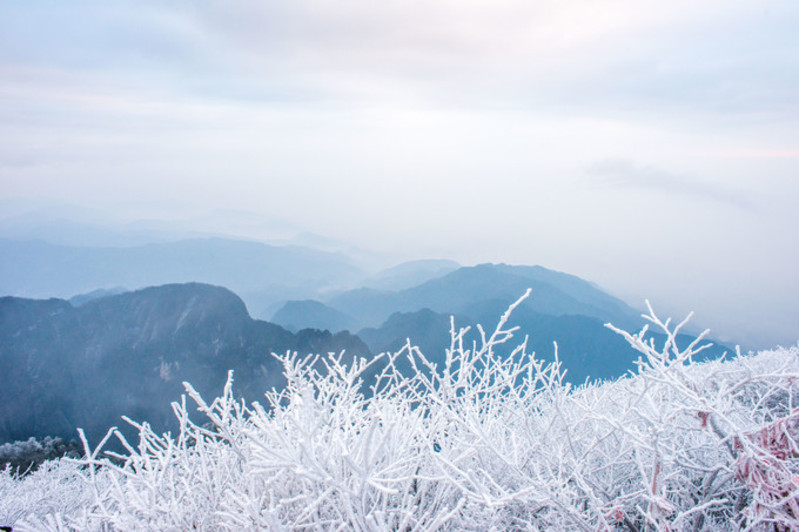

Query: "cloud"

xmin=3 ymin=0 xmax=796 ymax=118
xmin=585 ymin=158 xmax=755 ymax=210
xmin=1 ymin=0 xmax=797 ymax=350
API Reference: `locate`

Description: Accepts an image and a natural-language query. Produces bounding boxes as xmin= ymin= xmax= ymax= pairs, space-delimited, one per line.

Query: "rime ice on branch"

xmin=3 ymin=291 xmax=799 ymax=530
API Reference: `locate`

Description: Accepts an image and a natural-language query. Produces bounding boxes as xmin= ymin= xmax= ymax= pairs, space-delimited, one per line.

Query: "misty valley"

xmin=3 ymin=0 xmax=797 ymax=527
xmin=0 ymin=237 xmax=729 ymax=446
xmin=3 ymin=236 xmax=796 ymax=530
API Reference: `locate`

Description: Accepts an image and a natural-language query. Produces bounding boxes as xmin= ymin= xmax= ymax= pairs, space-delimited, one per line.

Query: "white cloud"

xmin=585 ymin=158 xmax=755 ymax=210
xmin=0 ymin=0 xmax=798 ymax=348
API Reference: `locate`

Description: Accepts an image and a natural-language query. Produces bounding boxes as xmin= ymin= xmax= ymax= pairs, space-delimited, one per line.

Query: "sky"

xmin=0 ymin=0 xmax=798 ymax=348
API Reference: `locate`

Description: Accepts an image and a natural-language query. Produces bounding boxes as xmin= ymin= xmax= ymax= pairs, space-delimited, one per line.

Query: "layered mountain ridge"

xmin=273 ymin=263 xmax=728 ymax=382
xmin=0 ymin=283 xmax=369 ymax=446
xmin=0 ymin=237 xmax=365 ymax=318
xmin=1 ymin=259 xmax=731 ymax=449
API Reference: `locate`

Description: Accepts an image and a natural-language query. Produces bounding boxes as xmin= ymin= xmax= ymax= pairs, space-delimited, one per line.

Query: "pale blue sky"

xmin=1 ymin=0 xmax=798 ymax=347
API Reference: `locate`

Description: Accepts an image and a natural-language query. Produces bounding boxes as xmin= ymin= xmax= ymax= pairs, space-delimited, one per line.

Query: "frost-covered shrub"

xmin=3 ymin=291 xmax=799 ymax=530
xmin=1 ymin=458 xmax=104 ymax=531
xmin=0 ymin=437 xmax=82 ymax=476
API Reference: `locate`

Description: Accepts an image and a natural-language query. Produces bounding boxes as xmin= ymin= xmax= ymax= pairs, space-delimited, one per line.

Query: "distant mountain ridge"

xmin=357 ymin=303 xmax=728 ymax=384
xmin=0 ymin=283 xmax=370 ymax=446
xmin=272 ymin=263 xmax=729 ymax=383
xmin=322 ymin=263 xmax=644 ymax=330
xmin=361 ymin=259 xmax=460 ymax=291
xmin=271 ymin=300 xmax=357 ymax=333
xmin=0 ymin=237 xmax=366 ymax=318
xmin=69 ymin=287 xmax=128 ymax=307
xmin=0 ymin=252 xmax=734 ymax=450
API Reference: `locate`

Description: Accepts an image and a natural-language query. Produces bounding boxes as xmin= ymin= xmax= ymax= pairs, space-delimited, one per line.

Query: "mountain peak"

xmin=0 ymin=283 xmax=371 ymax=446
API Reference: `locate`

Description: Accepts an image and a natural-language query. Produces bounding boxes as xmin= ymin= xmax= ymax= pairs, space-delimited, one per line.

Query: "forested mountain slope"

xmin=0 ymin=283 xmax=369 ymax=445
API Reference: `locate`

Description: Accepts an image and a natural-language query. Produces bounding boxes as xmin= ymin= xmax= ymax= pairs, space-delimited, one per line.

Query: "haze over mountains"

xmin=0 ymin=234 xmax=734 ymax=450
xmin=0 ymin=206 xmax=793 ymax=350
xmin=0 ymin=207 xmax=769 ymax=450
xmin=0 ymin=237 xmax=364 ymax=319
xmin=274 ymin=263 xmax=727 ymax=382
xmin=315 ymin=263 xmax=645 ymax=331
xmin=0 ymin=283 xmax=369 ymax=446
xmin=1 ymin=277 xmax=728 ymax=449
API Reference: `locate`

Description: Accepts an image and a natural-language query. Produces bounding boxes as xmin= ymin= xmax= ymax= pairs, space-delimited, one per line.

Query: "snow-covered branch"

xmin=2 ymin=295 xmax=799 ymax=530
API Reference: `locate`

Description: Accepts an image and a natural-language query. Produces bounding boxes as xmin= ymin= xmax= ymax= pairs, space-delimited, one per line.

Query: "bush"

xmin=4 ymin=292 xmax=799 ymax=530
xmin=0 ymin=437 xmax=82 ymax=476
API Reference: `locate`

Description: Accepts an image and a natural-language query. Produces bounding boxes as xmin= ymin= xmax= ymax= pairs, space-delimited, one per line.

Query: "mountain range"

xmin=0 ymin=237 xmax=365 ymax=318
xmin=0 ymin=283 xmax=368 ymax=446
xmin=0 ymin=235 xmax=733 ymax=448
xmin=271 ymin=264 xmax=727 ymax=383
xmin=317 ymin=263 xmax=644 ymax=330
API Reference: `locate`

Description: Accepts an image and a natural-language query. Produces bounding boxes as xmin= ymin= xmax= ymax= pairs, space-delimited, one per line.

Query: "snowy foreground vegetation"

xmin=3 ymin=292 xmax=799 ymax=530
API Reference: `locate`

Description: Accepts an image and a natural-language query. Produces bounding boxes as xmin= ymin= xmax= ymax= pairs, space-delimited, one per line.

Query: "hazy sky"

xmin=1 ymin=0 xmax=798 ymax=347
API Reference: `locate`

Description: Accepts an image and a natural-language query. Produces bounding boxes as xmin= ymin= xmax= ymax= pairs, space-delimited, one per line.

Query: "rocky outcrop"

xmin=0 ymin=283 xmax=370 ymax=446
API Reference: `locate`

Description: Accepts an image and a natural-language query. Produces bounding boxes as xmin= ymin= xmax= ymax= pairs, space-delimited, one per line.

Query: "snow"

xmin=2 ymin=293 xmax=799 ymax=530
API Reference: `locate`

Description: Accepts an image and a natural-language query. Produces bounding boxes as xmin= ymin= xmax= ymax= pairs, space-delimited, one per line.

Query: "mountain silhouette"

xmin=271 ymin=300 xmax=357 ymax=333
xmin=324 ymin=263 xmax=643 ymax=330
xmin=361 ymin=259 xmax=460 ymax=291
xmin=0 ymin=237 xmax=365 ymax=318
xmin=358 ymin=302 xmax=729 ymax=384
xmin=0 ymin=283 xmax=370 ymax=446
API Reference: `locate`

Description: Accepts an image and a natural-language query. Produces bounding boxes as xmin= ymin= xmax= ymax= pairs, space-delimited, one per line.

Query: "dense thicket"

xmin=2 ymin=293 xmax=797 ymax=530
xmin=0 ymin=437 xmax=81 ymax=476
